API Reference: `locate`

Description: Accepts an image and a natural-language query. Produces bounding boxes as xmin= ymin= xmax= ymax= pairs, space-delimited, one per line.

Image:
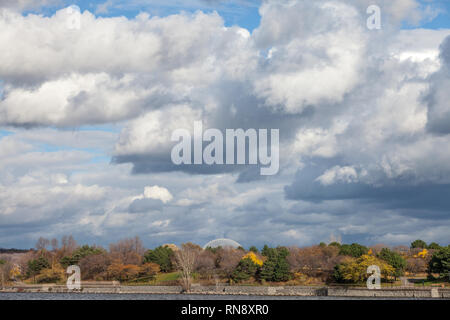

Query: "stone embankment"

xmin=1 ymin=284 xmax=449 ymax=298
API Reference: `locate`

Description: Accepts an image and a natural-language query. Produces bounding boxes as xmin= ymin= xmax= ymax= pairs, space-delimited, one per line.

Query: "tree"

xmin=27 ymin=256 xmax=50 ymax=283
xmin=339 ymin=243 xmax=368 ymax=258
xmin=287 ymin=245 xmax=341 ymax=277
xmin=249 ymin=246 xmax=259 ymax=254
xmin=242 ymin=252 xmax=263 ymax=267
xmin=232 ymin=257 xmax=259 ymax=282
xmin=174 ymin=243 xmax=201 ymax=292
xmin=0 ymin=258 xmax=12 ymax=287
xmin=328 ymin=242 xmax=341 ymax=248
xmin=50 ymin=238 xmax=59 ymax=251
xmin=411 ymin=239 xmax=427 ymax=249
xmin=109 ymin=237 xmax=144 ymax=265
xmin=260 ymin=259 xmax=276 ymax=281
xmin=216 ymin=248 xmax=244 ymax=279
xmin=406 ymin=257 xmax=427 ymax=274
xmin=428 ymin=246 xmax=450 ymax=279
xmin=61 ymin=235 xmax=78 ymax=255
xmin=205 ymin=246 xmax=221 ymax=254
xmin=144 ymin=246 xmax=174 ymax=272
xmin=261 ymin=245 xmax=271 ymax=257
xmin=107 ymin=261 xmax=160 ymax=283
xmin=377 ymin=248 xmax=406 ymax=280
xmin=333 ymin=254 xmax=395 ymax=283
xmin=428 ymin=242 xmax=441 ymax=250
xmin=137 ymin=263 xmax=160 ymax=281
xmin=79 ymin=253 xmax=111 ymax=280
xmin=107 ymin=261 xmax=140 ymax=282
xmin=260 ymin=247 xmax=291 ymax=282
xmin=60 ymin=245 xmax=105 ymax=268
xmin=35 ymin=264 xmax=65 ymax=284
xmin=195 ymin=250 xmax=217 ymax=280
xmin=35 ymin=237 xmax=50 ymax=251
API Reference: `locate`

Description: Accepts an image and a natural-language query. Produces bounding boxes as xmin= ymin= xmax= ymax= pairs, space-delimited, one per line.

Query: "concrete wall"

xmin=190 ymin=285 xmax=325 ymax=296
xmin=327 ymin=287 xmax=443 ymax=298
xmin=1 ymin=284 xmax=449 ymax=298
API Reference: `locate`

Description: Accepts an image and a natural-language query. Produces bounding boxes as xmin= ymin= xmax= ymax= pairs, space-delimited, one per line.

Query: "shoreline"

xmin=1 ymin=285 xmax=449 ymax=299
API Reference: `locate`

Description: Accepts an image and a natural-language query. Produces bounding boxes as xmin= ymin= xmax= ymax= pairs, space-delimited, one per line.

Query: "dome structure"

xmin=203 ymin=238 xmax=242 ymax=249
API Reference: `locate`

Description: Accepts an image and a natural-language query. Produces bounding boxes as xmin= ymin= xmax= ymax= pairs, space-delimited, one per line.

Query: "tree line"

xmin=0 ymin=237 xmax=449 ymax=291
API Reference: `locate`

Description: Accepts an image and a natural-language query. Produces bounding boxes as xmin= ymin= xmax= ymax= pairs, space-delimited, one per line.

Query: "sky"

xmin=0 ymin=0 xmax=450 ymax=249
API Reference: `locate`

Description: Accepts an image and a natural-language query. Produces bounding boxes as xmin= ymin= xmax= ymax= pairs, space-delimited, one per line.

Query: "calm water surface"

xmin=0 ymin=293 xmax=438 ymax=300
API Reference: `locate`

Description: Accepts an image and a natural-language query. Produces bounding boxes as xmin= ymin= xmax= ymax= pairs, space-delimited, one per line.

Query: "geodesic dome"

xmin=203 ymin=238 xmax=242 ymax=249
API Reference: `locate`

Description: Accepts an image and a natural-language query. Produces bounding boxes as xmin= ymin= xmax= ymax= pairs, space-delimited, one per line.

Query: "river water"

xmin=0 ymin=293 xmax=436 ymax=300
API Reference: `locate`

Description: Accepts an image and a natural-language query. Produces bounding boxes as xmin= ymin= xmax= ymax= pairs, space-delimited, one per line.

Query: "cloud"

xmin=316 ymin=166 xmax=361 ymax=186
xmin=143 ymin=185 xmax=173 ymax=203
xmin=425 ymin=35 xmax=450 ymax=134
xmin=128 ymin=198 xmax=164 ymax=213
xmin=0 ymin=0 xmax=59 ymax=11
xmin=1 ymin=0 xmax=450 ymax=248
xmin=252 ymin=1 xmax=366 ymax=113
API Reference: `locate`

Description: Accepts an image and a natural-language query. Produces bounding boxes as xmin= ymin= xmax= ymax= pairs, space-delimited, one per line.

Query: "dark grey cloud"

xmin=128 ymin=198 xmax=164 ymax=213
xmin=284 ymin=160 xmax=450 ymax=220
xmin=425 ymin=35 xmax=450 ymax=134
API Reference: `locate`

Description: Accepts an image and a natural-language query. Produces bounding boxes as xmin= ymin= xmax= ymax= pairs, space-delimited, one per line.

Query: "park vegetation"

xmin=0 ymin=237 xmax=449 ymax=291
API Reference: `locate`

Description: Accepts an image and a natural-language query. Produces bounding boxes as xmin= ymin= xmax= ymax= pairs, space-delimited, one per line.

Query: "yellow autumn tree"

xmin=242 ymin=252 xmax=263 ymax=266
xmin=417 ymin=248 xmax=428 ymax=258
xmin=9 ymin=264 xmax=21 ymax=279
xmin=337 ymin=254 xmax=395 ymax=283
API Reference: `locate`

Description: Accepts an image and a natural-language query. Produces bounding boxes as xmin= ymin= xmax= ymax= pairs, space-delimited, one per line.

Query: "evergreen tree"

xmin=428 ymin=247 xmax=450 ymax=279
xmin=231 ymin=258 xmax=259 ymax=282
xmin=260 ymin=246 xmax=291 ymax=282
xmin=144 ymin=246 xmax=175 ymax=272
xmin=339 ymin=243 xmax=368 ymax=258
xmin=411 ymin=239 xmax=427 ymax=249
xmin=249 ymin=246 xmax=259 ymax=253
xmin=377 ymin=248 xmax=406 ymax=280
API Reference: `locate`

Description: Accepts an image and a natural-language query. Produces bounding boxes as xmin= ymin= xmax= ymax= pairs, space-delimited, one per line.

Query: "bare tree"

xmin=175 ymin=243 xmax=201 ymax=292
xmin=61 ymin=235 xmax=78 ymax=255
xmin=369 ymin=244 xmax=388 ymax=254
xmin=0 ymin=257 xmax=12 ymax=288
xmin=50 ymin=238 xmax=59 ymax=251
xmin=79 ymin=253 xmax=111 ymax=280
xmin=134 ymin=236 xmax=145 ymax=255
xmin=287 ymin=245 xmax=341 ymax=278
xmin=216 ymin=248 xmax=244 ymax=279
xmin=406 ymin=257 xmax=428 ymax=274
xmin=109 ymin=237 xmax=144 ymax=265
xmin=195 ymin=250 xmax=217 ymax=280
xmin=35 ymin=237 xmax=50 ymax=251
